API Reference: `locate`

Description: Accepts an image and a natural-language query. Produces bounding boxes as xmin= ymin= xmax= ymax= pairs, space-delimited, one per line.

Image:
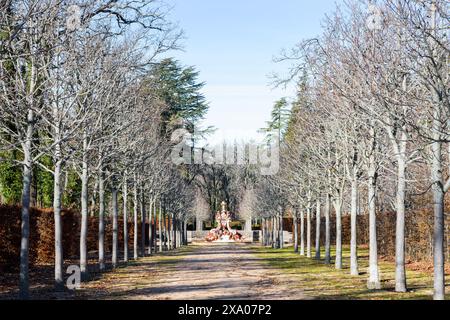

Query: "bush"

xmin=0 ymin=205 xmax=148 ymax=272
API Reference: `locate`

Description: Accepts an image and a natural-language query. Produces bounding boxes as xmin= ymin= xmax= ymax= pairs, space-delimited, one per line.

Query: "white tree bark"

xmin=98 ymin=170 xmax=105 ymax=271
xmin=133 ymin=180 xmax=139 ymax=260
xmin=159 ymin=199 xmax=163 ymax=252
xmin=279 ymin=209 xmax=284 ymax=249
xmin=167 ymin=212 xmax=172 ymax=250
xmin=173 ymin=214 xmax=177 ymax=250
xmin=53 ymin=158 xmax=63 ymax=289
xmin=293 ymin=213 xmax=298 ymax=253
xmin=183 ymin=220 xmax=188 ymax=246
xmin=154 ymin=199 xmax=159 ymax=252
xmin=350 ymin=178 xmax=359 ymax=276
xmin=367 ymin=126 xmax=381 ymax=289
xmin=431 ymin=101 xmax=445 ymax=300
xmin=324 ymin=194 xmax=331 ymax=265
xmin=272 ymin=216 xmax=276 ymax=248
xmin=112 ymin=185 xmax=119 ymax=268
xmin=140 ymin=189 xmax=146 ymax=256
xmin=148 ymin=196 xmax=153 ymax=255
xmin=261 ymin=218 xmax=266 ymax=245
xmin=123 ymin=178 xmax=129 ymax=262
xmin=315 ymin=199 xmax=321 ymax=260
xmin=395 ymin=141 xmax=407 ymax=292
xmin=19 ymin=109 xmax=34 ymax=299
xmin=300 ymin=210 xmax=305 ymax=256
xmin=80 ymin=132 xmax=89 ymax=277
xmin=52 ymin=95 xmax=64 ymax=289
xmin=163 ymin=208 xmax=168 ymax=251
xmin=334 ymin=199 xmax=343 ymax=269
xmin=306 ymin=206 xmax=312 ymax=258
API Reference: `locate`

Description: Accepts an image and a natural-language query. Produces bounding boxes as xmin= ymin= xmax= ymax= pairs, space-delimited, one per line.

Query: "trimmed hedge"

xmin=289 ymin=207 xmax=447 ymax=262
xmin=0 ymin=205 xmax=149 ymax=272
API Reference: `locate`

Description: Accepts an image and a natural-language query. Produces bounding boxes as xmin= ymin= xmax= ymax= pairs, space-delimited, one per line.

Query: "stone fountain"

xmin=205 ymin=201 xmax=243 ymax=242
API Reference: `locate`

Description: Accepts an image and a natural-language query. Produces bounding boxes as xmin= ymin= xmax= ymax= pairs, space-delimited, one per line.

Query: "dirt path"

xmin=76 ymin=243 xmax=308 ymax=300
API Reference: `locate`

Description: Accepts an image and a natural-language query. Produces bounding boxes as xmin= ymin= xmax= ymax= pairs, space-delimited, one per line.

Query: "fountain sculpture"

xmin=205 ymin=202 xmax=243 ymax=242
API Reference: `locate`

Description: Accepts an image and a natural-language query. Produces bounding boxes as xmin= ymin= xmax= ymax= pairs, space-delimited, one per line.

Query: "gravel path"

xmin=76 ymin=243 xmax=308 ymax=300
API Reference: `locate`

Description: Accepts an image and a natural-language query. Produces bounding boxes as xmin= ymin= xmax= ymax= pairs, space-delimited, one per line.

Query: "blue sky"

xmin=166 ymin=0 xmax=337 ymax=144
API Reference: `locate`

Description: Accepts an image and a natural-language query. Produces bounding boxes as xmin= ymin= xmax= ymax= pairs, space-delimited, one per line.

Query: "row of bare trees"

xmin=256 ymin=0 xmax=448 ymax=300
xmin=0 ymin=0 xmax=198 ymax=299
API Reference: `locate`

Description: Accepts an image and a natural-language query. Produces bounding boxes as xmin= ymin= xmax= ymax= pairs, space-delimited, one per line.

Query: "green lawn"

xmin=254 ymin=245 xmax=450 ymax=300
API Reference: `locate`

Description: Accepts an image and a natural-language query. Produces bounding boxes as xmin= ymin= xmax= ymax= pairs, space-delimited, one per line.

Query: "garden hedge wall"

xmin=0 ymin=205 xmax=148 ymax=272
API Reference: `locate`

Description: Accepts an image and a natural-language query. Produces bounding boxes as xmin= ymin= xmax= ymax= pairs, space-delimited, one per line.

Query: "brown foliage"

xmin=289 ymin=205 xmax=447 ymax=263
xmin=0 ymin=205 xmax=149 ymax=272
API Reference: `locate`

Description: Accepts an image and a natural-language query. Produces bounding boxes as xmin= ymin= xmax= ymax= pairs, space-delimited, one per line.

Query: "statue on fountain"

xmin=206 ymin=201 xmax=243 ymax=242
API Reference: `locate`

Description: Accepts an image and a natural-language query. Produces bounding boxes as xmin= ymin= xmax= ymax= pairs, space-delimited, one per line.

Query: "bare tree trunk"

xmin=428 ymin=5 xmax=446 ymax=300
xmin=324 ymin=194 xmax=331 ymax=265
xmin=164 ymin=210 xmax=168 ymax=251
xmin=159 ymin=200 xmax=163 ymax=252
xmin=270 ymin=217 xmax=277 ymax=249
xmin=53 ymin=159 xmax=63 ymax=290
xmin=334 ymin=199 xmax=342 ymax=269
xmin=273 ymin=216 xmax=276 ymax=248
xmin=19 ymin=110 xmax=34 ymax=299
xmin=350 ymin=179 xmax=359 ymax=276
xmin=167 ymin=213 xmax=171 ymax=250
xmin=177 ymin=220 xmax=180 ymax=249
xmin=156 ymin=202 xmax=159 ymax=250
xmin=178 ymin=221 xmax=181 ymax=249
xmin=90 ymin=178 xmax=98 ymax=218
xmin=431 ymin=110 xmax=445 ymax=300
xmin=123 ymin=178 xmax=128 ymax=263
xmin=307 ymin=207 xmax=311 ymax=258
xmin=98 ymin=170 xmax=105 ymax=271
xmin=140 ymin=189 xmax=146 ymax=257
xmin=432 ymin=182 xmax=446 ymax=298
xmin=265 ymin=218 xmax=269 ymax=246
xmin=279 ymin=209 xmax=284 ymax=249
xmin=133 ymin=180 xmax=138 ymax=260
xmin=183 ymin=219 xmax=188 ymax=245
xmin=178 ymin=219 xmax=181 ymax=248
xmin=261 ymin=219 xmax=265 ymax=245
xmin=30 ymin=170 xmax=37 ymax=208
xmin=112 ymin=185 xmax=119 ymax=268
xmin=368 ymin=129 xmax=381 ymax=289
xmin=395 ymin=150 xmax=407 ymax=292
xmin=293 ymin=213 xmax=298 ymax=253
xmin=174 ymin=216 xmax=177 ymax=249
xmin=178 ymin=220 xmax=182 ymax=247
xmin=300 ymin=210 xmax=305 ymax=256
xmin=52 ymin=97 xmax=64 ymax=290
xmin=315 ymin=199 xmax=321 ymax=260
xmin=271 ymin=217 xmax=274 ymax=247
xmin=173 ymin=215 xmax=177 ymax=249
xmin=80 ymin=132 xmax=89 ymax=278
xmin=148 ymin=196 xmax=153 ymax=255
xmin=275 ymin=215 xmax=280 ymax=248
xmin=264 ymin=219 xmax=267 ymax=246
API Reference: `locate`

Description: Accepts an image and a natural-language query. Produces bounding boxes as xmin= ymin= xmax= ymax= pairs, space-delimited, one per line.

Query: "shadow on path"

xmin=76 ymin=244 xmax=308 ymax=300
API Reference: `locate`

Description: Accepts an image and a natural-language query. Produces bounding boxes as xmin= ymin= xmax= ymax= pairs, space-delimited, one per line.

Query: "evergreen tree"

xmin=150 ymin=58 xmax=209 ymax=136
